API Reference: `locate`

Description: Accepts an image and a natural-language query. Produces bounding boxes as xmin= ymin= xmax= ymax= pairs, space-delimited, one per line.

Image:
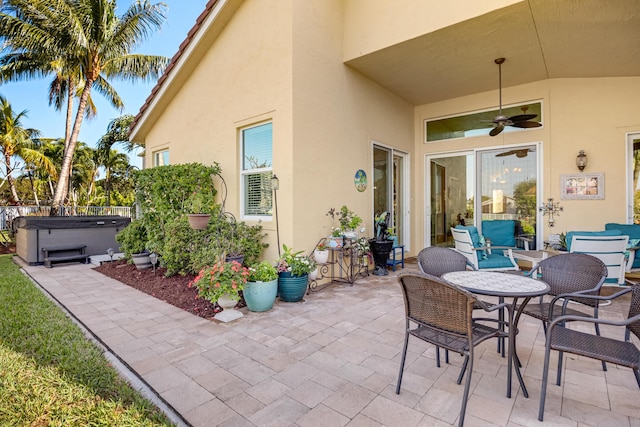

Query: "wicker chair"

xmin=538 ymin=283 xmax=640 ymax=421
xmin=520 ymin=253 xmax=608 ymax=380
xmin=396 ymin=273 xmax=508 ymax=427
xmin=417 ymin=246 xmax=470 ymax=366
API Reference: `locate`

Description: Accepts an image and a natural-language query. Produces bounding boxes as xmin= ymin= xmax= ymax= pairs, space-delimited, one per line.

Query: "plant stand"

xmin=369 ymin=239 xmax=394 ymax=276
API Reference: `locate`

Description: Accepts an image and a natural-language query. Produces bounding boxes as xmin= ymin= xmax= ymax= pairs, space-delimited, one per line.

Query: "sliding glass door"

xmin=427 ymin=144 xmax=539 ymax=248
xmin=373 ymin=145 xmax=408 ymax=246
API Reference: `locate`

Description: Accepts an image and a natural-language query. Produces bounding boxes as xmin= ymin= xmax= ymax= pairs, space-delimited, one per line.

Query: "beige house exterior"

xmin=130 ymin=0 xmax=640 ymax=261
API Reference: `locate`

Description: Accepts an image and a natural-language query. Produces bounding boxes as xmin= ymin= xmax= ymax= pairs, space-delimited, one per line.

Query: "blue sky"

xmin=0 ymin=0 xmax=208 ymax=168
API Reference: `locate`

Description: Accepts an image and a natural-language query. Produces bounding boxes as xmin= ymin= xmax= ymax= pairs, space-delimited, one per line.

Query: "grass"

xmin=0 ymin=254 xmax=174 ymax=426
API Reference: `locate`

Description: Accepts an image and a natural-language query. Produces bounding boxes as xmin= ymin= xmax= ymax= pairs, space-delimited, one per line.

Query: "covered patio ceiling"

xmin=345 ymin=0 xmax=640 ymax=106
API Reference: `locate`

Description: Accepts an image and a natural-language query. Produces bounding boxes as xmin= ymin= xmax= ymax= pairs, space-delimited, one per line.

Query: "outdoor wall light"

xmin=576 ymin=150 xmax=588 ymax=172
xmin=107 ymin=247 xmax=114 ymax=263
xmin=539 ymin=198 xmax=563 ymax=227
xmin=270 ymin=174 xmax=279 ymax=191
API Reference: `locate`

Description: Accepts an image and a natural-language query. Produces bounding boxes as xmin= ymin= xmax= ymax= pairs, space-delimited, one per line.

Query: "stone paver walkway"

xmin=20 ymin=259 xmax=640 ymax=426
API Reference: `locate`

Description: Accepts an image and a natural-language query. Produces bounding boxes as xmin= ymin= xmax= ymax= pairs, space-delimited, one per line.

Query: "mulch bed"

xmin=94 ymin=260 xmax=229 ymax=319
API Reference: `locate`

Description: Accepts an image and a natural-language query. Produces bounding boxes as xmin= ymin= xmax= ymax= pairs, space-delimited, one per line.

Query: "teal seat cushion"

xmin=478 ymin=253 xmax=516 ymax=269
xmin=482 ymin=220 xmax=516 ymax=247
xmin=566 ymin=230 xmax=623 ymax=252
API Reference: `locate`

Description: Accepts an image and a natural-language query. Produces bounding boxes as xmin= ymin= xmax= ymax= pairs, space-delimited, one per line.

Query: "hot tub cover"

xmin=14 ymin=216 xmax=131 ymax=230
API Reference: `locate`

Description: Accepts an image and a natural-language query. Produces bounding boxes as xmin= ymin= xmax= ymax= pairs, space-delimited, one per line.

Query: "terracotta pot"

xmin=186 ymin=214 xmax=211 ymax=230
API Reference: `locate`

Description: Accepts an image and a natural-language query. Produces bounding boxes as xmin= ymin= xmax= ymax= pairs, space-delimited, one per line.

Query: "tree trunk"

xmin=50 ymin=80 xmax=93 ymax=216
xmin=4 ymin=153 xmax=23 ymax=216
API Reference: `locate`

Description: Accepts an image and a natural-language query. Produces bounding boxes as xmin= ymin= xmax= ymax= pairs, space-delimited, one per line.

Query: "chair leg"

xmin=436 ymin=346 xmax=441 ymax=368
xmin=445 ymin=349 xmax=449 ymax=364
xmin=396 ymin=332 xmax=410 ymax=394
xmin=594 ymin=322 xmax=607 ymax=372
xmin=633 ymin=369 xmax=640 ymax=389
xmin=538 ymin=339 xmax=553 ymax=421
xmin=457 ymin=356 xmax=469 ymax=385
xmin=457 ymin=352 xmax=473 ymax=427
xmin=556 ymin=350 xmax=564 ymax=386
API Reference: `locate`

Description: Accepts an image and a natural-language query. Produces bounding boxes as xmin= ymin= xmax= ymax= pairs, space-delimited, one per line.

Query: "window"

xmin=425 ymin=102 xmax=542 ymax=142
xmin=241 ymin=122 xmax=273 ymax=217
xmin=153 ymin=149 xmax=169 ymax=166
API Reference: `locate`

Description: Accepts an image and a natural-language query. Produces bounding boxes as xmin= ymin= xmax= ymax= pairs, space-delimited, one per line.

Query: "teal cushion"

xmin=482 ymin=220 xmax=516 ymax=247
xmin=605 ymin=223 xmax=640 ymax=240
xmin=478 ymin=253 xmax=516 ymax=269
xmin=566 ymin=230 xmax=623 ymax=252
xmin=455 ymin=225 xmax=487 ymax=260
xmin=605 ymin=224 xmax=640 ymax=268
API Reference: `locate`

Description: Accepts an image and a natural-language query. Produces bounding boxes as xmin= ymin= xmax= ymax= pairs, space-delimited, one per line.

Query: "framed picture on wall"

xmin=560 ymin=172 xmax=604 ymax=200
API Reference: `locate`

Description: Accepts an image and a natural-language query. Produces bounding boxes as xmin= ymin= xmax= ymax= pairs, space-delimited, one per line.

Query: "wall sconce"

xmin=539 ymin=198 xmax=563 ymax=227
xmin=271 ymin=174 xmax=281 ymax=256
xmin=576 ymin=150 xmax=588 ymax=172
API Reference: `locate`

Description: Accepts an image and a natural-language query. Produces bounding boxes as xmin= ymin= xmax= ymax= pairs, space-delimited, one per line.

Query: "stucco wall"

xmin=289 ymin=0 xmax=414 ymax=254
xmin=415 ymin=76 xmax=640 ymax=246
xmin=143 ymin=0 xmax=294 ymax=260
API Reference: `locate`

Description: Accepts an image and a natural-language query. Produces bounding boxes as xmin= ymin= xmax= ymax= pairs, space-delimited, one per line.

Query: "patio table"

xmin=442 ymin=270 xmax=550 ymax=398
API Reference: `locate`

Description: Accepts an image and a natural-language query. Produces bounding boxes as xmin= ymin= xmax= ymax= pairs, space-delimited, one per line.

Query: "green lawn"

xmin=0 ymin=254 xmax=174 ymax=426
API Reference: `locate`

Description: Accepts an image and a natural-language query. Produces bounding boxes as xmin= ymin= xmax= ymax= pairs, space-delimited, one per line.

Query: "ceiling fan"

xmin=495 ymin=148 xmax=533 ymax=158
xmin=489 ymin=58 xmax=542 ymax=136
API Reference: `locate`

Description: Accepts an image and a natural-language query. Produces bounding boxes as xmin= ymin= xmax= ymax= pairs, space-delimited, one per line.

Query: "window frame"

xmin=240 ymin=121 xmax=273 ymax=220
xmin=153 ymin=149 xmax=169 ymax=166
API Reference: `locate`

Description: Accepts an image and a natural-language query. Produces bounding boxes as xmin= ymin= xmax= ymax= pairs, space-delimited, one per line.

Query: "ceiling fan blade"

xmin=489 ymin=122 xmax=505 ymax=136
xmin=510 ymin=120 xmax=542 ymax=129
xmin=508 ymin=114 xmax=537 ymax=123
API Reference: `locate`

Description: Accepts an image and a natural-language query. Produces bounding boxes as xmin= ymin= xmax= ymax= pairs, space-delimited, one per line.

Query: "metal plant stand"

xmin=308 ymin=238 xmax=369 ymax=293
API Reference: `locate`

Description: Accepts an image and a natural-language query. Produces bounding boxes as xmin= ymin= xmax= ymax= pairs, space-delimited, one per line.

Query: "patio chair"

xmin=538 ymin=283 xmax=640 ymax=421
xmin=520 ymin=253 xmax=608 ymax=380
xmin=396 ymin=273 xmax=508 ymax=427
xmin=417 ymin=246 xmax=470 ymax=366
xmin=568 ymin=234 xmax=629 ymax=285
xmin=482 ymin=219 xmax=533 ymax=250
xmin=450 ymin=227 xmax=519 ymax=271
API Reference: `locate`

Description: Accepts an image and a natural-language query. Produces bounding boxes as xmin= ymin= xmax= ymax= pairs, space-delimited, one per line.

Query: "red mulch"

xmin=0 ymin=243 xmax=16 ymax=255
xmin=94 ymin=259 xmax=228 ymax=319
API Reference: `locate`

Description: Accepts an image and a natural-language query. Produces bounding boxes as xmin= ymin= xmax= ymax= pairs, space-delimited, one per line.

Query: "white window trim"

xmin=240 ymin=122 xmax=273 ymax=220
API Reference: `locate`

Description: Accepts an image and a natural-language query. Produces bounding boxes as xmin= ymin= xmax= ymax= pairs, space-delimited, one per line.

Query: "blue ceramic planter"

xmin=278 ymin=272 xmax=308 ymax=302
xmin=243 ymin=278 xmax=278 ymax=312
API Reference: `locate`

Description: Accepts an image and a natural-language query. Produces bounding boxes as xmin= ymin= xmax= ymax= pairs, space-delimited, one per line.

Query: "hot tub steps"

xmin=43 ymin=245 xmax=89 ymax=268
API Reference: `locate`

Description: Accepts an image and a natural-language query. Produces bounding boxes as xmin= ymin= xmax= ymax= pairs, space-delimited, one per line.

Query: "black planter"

xmin=368 ymin=239 xmax=394 ymax=276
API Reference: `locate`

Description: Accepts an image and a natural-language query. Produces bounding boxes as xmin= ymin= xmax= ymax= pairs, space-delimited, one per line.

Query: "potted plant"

xmin=338 ymin=205 xmax=363 ymax=238
xmin=115 ymin=220 xmax=151 ymax=270
xmin=313 ymin=242 xmax=330 ymax=264
xmin=185 ymin=189 xmax=213 ymax=229
xmin=244 ymin=260 xmax=279 ymax=312
xmin=368 ymin=211 xmax=394 ymax=276
xmin=276 ymin=245 xmax=316 ymax=302
xmin=189 ymin=260 xmax=249 ymax=321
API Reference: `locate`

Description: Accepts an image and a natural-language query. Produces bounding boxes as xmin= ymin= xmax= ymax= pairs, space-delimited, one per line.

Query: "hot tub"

xmin=14 ymin=216 xmax=131 ymax=265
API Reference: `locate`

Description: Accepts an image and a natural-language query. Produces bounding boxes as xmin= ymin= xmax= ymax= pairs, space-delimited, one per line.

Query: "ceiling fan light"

xmin=576 ymin=150 xmax=588 ymax=171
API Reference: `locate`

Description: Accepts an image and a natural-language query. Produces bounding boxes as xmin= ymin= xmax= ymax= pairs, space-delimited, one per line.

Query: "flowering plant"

xmin=248 ymin=260 xmax=278 ymax=282
xmin=189 ymin=260 xmax=249 ymax=303
xmin=277 ymin=244 xmax=316 ymax=276
xmin=315 ymin=242 xmax=328 ymax=251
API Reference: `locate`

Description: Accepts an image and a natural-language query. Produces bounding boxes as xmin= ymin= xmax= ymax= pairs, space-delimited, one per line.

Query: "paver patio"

xmin=18 ymin=258 xmax=640 ymax=426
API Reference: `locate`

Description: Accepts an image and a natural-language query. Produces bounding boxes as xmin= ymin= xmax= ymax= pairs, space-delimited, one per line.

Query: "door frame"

xmin=372 ymin=142 xmax=410 ymax=253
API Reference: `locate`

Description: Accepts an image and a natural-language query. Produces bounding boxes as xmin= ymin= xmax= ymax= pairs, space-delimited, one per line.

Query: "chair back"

xmin=417 ymin=247 xmax=468 ymax=276
xmin=569 ymin=234 xmax=629 ymax=285
xmin=397 ymin=273 xmax=475 ymax=336
xmin=450 ymin=227 xmax=479 ymax=269
xmin=628 ymin=283 xmax=640 ymax=341
xmin=535 ymin=253 xmax=607 ymax=307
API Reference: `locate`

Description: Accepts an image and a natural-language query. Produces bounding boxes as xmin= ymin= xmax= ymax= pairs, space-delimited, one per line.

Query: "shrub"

xmin=115 ymin=219 xmax=148 ymax=255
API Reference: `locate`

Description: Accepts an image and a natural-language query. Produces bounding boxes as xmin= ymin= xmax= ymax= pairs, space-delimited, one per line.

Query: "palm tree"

xmin=0 ymin=96 xmax=56 ymax=210
xmin=0 ymin=0 xmax=168 ymax=215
